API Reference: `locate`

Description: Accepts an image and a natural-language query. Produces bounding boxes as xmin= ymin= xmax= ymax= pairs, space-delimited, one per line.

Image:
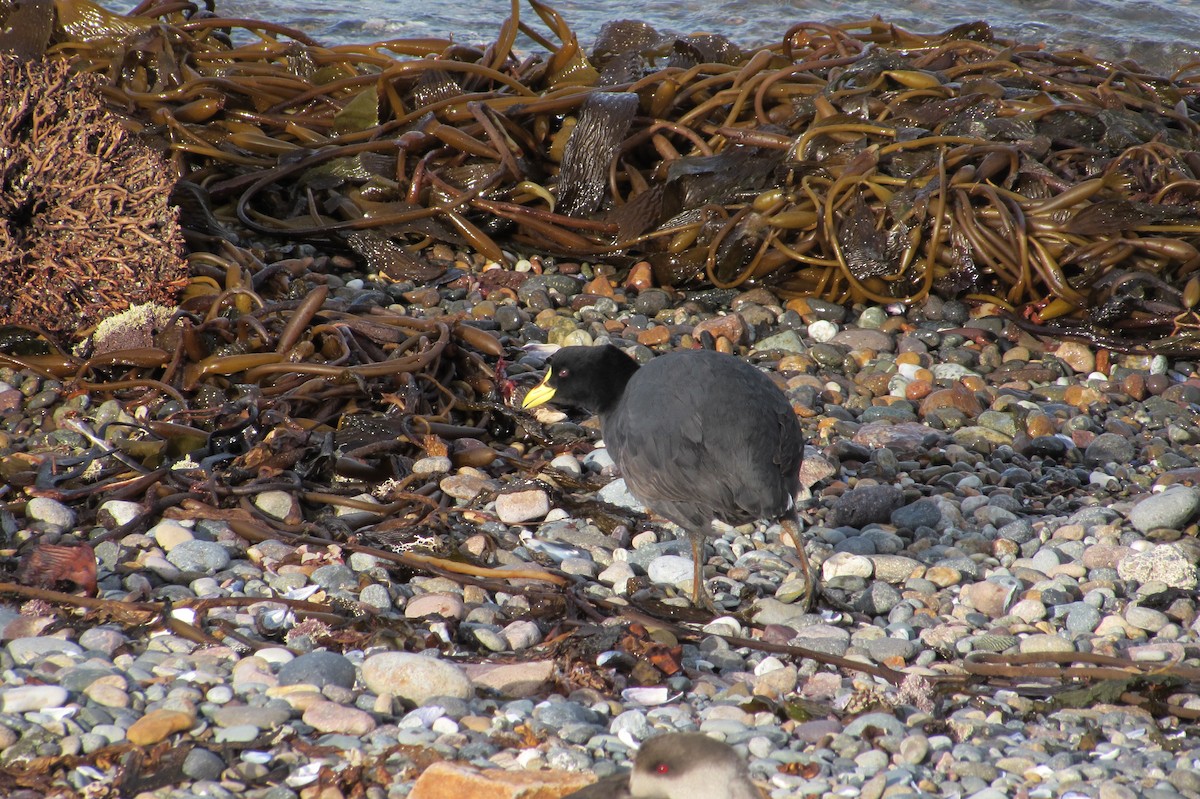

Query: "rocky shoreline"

xmin=2 ymin=255 xmax=1200 ymax=798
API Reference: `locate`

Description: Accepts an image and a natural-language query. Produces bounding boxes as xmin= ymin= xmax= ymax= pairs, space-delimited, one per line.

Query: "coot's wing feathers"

xmin=604 ymin=351 xmax=802 ymax=527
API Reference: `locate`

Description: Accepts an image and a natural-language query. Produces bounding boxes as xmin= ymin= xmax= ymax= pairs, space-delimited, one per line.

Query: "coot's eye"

xmin=655 ymin=763 xmax=669 ymax=775
xmin=558 ymin=368 xmax=570 ymax=378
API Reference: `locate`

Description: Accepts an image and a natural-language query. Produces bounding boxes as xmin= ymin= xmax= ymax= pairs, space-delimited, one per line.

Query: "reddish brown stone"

xmin=905 ymin=379 xmax=932 ymax=401
xmin=692 ymin=313 xmax=747 ymax=345
xmin=919 ymin=382 xmax=983 ymax=419
xmin=636 ymin=326 xmax=671 ymax=346
xmin=408 ymin=762 xmax=595 ymax=799
xmin=624 ymin=261 xmax=654 ymax=291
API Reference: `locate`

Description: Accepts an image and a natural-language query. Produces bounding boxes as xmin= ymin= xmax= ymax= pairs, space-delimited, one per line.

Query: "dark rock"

xmin=891 ymin=498 xmax=943 ymax=530
xmin=278 ymin=651 xmax=357 ymax=690
xmin=1083 ymin=432 xmax=1136 ymax=467
xmin=854 ymin=581 xmax=902 ymax=616
xmin=829 ymin=485 xmax=904 ymax=529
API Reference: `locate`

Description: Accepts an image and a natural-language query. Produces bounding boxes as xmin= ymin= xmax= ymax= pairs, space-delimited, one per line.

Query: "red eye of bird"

xmin=656 ymin=763 xmax=670 ymax=775
xmin=559 ymin=368 xmax=570 ymax=378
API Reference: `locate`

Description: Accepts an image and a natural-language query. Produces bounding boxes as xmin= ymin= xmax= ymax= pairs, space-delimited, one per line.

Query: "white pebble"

xmin=807 ymin=319 xmax=838 ymax=342
xmin=495 ymin=489 xmax=550 ymax=524
xmin=1 ymin=685 xmax=68 ymax=713
xmin=98 ymin=500 xmax=143 ymax=528
xmin=647 ymin=555 xmax=695 ymax=586
xmin=412 ymin=456 xmax=453 ymax=475
xmin=549 ymin=454 xmax=582 ymax=475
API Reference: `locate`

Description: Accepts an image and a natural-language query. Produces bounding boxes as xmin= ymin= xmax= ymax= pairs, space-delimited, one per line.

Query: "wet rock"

xmin=1084 ymin=432 xmax=1136 ymax=467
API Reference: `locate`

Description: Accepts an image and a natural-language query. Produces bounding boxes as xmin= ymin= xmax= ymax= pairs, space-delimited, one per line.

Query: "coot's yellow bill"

xmin=521 ymin=370 xmax=557 ymax=409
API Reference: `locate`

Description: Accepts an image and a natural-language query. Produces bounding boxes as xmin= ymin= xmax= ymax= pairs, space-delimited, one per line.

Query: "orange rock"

xmin=919 ymin=382 xmax=983 ymax=419
xmin=127 ymin=709 xmax=195 ymax=746
xmin=408 ymin=762 xmax=595 ymax=799
xmin=960 ymin=375 xmax=988 ymax=393
xmin=905 ymin=379 xmax=932 ymax=401
xmin=1054 ymin=341 xmax=1095 ymax=373
xmin=584 ymin=274 xmax=614 ymax=297
xmin=1063 ymin=384 xmax=1104 ymax=409
xmin=636 ymin=326 xmax=670 ymax=346
xmin=993 ymin=538 xmax=1019 ymax=559
xmin=876 ymin=395 xmax=912 ymax=407
xmin=1122 ymin=372 xmax=1146 ymax=400
xmin=779 ymin=354 xmax=816 ymax=373
xmin=784 ymin=297 xmax=812 ymax=317
xmin=624 ymin=261 xmax=654 ymax=291
xmin=1025 ymin=412 xmax=1056 ymax=437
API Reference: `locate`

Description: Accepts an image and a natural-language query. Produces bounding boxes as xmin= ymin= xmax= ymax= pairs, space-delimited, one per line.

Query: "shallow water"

xmin=198 ymin=0 xmax=1200 ymax=75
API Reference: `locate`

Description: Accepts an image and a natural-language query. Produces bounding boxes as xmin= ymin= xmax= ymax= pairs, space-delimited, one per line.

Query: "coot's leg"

xmin=689 ymin=529 xmax=718 ymax=614
xmin=781 ymin=515 xmax=816 ymax=611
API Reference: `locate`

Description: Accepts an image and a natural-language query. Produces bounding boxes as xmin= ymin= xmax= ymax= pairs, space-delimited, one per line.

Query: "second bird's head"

xmin=521 ymin=344 xmax=639 ymax=416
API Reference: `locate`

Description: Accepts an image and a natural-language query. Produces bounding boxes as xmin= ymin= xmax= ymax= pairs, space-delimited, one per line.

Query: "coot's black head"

xmin=521 ymin=344 xmax=639 ymax=416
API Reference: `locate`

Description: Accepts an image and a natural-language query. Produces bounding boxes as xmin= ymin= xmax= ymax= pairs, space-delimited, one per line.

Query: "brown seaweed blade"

xmin=557 ymin=91 xmax=639 ymax=217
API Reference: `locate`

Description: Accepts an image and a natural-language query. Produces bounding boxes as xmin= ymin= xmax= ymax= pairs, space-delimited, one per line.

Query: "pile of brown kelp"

xmin=15 ymin=0 xmax=1200 ymax=352
xmin=0 ymin=52 xmax=186 ymax=335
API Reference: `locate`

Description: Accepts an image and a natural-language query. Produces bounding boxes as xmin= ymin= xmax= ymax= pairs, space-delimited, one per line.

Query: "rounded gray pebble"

xmin=182 ymin=747 xmax=226 ymax=781
xmin=166 ymin=540 xmax=231 ymax=574
xmin=278 ymin=651 xmax=357 ymax=689
xmin=1128 ymin=487 xmax=1200 ymax=533
xmin=1083 ymin=432 xmax=1136 ymax=466
xmin=310 ymin=563 xmax=358 ymax=590
xmin=1065 ymin=604 xmax=1101 ymax=633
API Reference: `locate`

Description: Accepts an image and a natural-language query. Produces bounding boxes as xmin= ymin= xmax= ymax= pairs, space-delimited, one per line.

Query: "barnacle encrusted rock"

xmin=0 ymin=54 xmax=186 ymax=338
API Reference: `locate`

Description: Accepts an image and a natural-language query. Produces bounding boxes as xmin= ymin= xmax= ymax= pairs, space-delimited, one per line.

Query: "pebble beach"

xmin=3 ymin=249 xmax=1200 ymax=799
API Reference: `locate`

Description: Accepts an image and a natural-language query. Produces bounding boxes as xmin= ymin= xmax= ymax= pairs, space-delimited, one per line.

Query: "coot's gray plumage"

xmin=522 ymin=344 xmax=811 ymax=610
